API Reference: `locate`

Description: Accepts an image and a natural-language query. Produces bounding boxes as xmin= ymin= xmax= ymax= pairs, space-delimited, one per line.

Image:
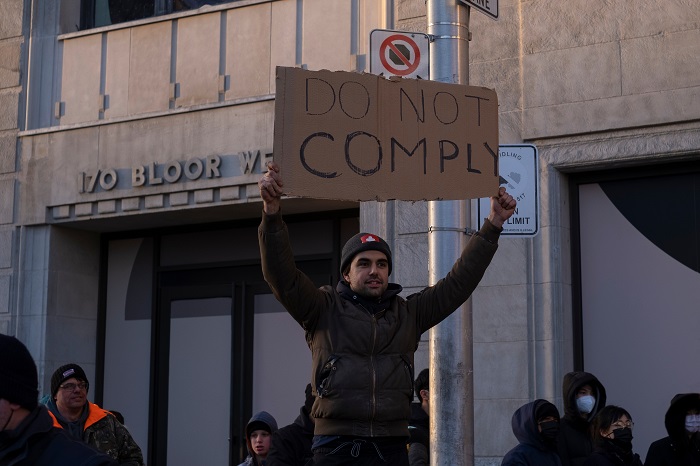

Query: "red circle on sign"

xmin=379 ymin=34 xmax=421 ymax=76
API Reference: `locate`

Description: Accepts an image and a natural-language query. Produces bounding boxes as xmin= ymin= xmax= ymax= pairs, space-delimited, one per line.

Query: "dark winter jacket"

xmin=267 ymin=405 xmax=314 ymax=466
xmin=645 ymin=393 xmax=700 ymax=466
xmin=583 ymin=447 xmax=643 ymax=466
xmin=46 ymin=400 xmax=143 ymax=466
xmin=558 ymin=372 xmax=607 ymax=466
xmin=0 ymin=405 xmax=118 ymax=466
xmin=501 ymin=400 xmax=562 ymax=466
xmin=239 ymin=411 xmax=279 ymax=466
xmin=407 ymin=403 xmax=429 ymax=466
xmin=259 ymin=211 xmax=501 ymax=437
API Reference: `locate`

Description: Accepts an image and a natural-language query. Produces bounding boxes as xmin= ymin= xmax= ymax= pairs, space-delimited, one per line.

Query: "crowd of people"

xmin=2 ymin=163 xmax=697 ymax=466
xmin=501 ymin=371 xmax=700 ymax=466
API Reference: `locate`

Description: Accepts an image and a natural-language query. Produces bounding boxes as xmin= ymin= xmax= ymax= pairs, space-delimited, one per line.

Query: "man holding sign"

xmin=258 ymin=161 xmax=515 ymax=465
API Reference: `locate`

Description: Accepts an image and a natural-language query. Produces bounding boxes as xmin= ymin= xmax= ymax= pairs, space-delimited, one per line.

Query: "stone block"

xmin=121 ymin=198 xmax=140 ymax=211
xmin=177 ymin=13 xmax=220 ymax=107
xmin=220 ymin=186 xmax=240 ymax=201
xmin=97 ymin=200 xmax=116 ymax=214
xmin=0 ymin=92 xmax=19 ymax=130
xmin=0 ymin=179 xmax=15 ymax=224
xmin=396 ymin=200 xmax=427 ymax=234
xmin=394 ymin=233 xmax=429 ymax=288
xmin=128 ymin=22 xmax=172 ymax=115
xmin=470 ymin=57 xmax=521 ymax=113
xmin=194 ymin=189 xmax=214 ymax=204
xmin=472 ymin=284 xmax=528 ymax=342
xmin=0 ymin=275 xmax=10 ymax=313
xmin=52 ymin=205 xmax=70 ymax=219
xmin=474 ymin=398 xmax=527 ymax=456
xmin=75 ymin=203 xmax=93 ymax=217
xmin=523 ymin=41 xmax=620 ymax=108
xmin=470 ymin=4 xmax=520 ymax=63
xmin=0 ymin=132 xmax=16 ymax=174
xmin=479 ymin=235 xmax=528 ymax=286
xmin=0 ymin=40 xmax=21 ymax=89
xmin=0 ymin=0 xmax=23 ymax=39
xmin=0 ymin=228 xmax=12 ymax=268
xmin=226 ymin=5 xmax=271 ymax=100
xmin=621 ymin=29 xmax=700 ymax=95
xmin=474 ymin=340 xmax=529 ymax=399
xmin=169 ymin=191 xmax=189 ymax=206
xmin=397 ymin=0 xmax=426 ymax=21
xmin=145 ymin=195 xmax=164 ymax=209
xmin=617 ymin=0 xmax=700 ymax=40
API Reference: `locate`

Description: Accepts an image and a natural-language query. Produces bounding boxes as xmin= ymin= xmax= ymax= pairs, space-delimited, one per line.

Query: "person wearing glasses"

xmin=584 ymin=405 xmax=642 ymax=466
xmin=45 ymin=364 xmax=144 ymax=466
xmin=0 ymin=334 xmax=118 ymax=465
xmin=501 ymin=399 xmax=563 ymax=466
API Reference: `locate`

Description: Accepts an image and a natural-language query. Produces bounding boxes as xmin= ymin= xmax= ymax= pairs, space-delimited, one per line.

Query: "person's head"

xmin=665 ymin=393 xmax=700 ymax=440
xmin=511 ymin=400 xmax=560 ymax=452
xmin=534 ymin=400 xmax=560 ymax=448
xmin=51 ymin=364 xmax=89 ymax=413
xmin=340 ymin=233 xmax=392 ymax=299
xmin=562 ymin=371 xmax=606 ymax=420
xmin=592 ymin=405 xmax=634 ymax=452
xmin=245 ymin=411 xmax=278 ymax=460
xmin=414 ymin=369 xmax=429 ymax=412
xmin=0 ymin=334 xmax=39 ymax=432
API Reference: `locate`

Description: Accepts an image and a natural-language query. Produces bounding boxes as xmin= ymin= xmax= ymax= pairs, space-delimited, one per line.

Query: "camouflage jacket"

xmin=48 ymin=402 xmax=144 ymax=466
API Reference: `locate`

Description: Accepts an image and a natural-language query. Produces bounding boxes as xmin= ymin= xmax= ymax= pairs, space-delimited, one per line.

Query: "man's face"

xmin=249 ymin=429 xmax=271 ymax=458
xmin=343 ymin=250 xmax=389 ymax=299
xmin=55 ymin=377 xmax=88 ymax=412
xmin=577 ymin=384 xmax=593 ymax=398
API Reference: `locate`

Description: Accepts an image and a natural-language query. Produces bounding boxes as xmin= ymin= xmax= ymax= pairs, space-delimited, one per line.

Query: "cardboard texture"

xmin=274 ymin=66 xmax=499 ymax=201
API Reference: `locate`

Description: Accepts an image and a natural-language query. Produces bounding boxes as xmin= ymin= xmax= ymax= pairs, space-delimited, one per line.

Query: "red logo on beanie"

xmin=360 ymin=234 xmax=379 ymax=243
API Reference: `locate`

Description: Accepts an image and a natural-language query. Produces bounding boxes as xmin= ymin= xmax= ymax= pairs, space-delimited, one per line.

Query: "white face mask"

xmin=685 ymin=414 xmax=700 ymax=433
xmin=576 ymin=395 xmax=596 ymax=414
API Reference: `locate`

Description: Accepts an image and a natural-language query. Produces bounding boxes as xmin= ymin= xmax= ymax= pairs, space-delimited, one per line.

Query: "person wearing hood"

xmin=239 ymin=411 xmax=278 ymax=466
xmin=558 ymin=371 xmax=607 ymax=466
xmin=501 ymin=399 xmax=562 ymax=466
xmin=645 ymin=393 xmax=700 ymax=466
xmin=44 ymin=363 xmax=144 ymax=466
xmin=0 ymin=333 xmax=118 ymax=466
xmin=259 ymin=161 xmax=516 ymax=465
xmin=267 ymin=384 xmax=315 ymax=466
xmin=583 ymin=405 xmax=642 ymax=466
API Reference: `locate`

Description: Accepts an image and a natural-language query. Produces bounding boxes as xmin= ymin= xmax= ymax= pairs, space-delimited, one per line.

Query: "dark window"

xmin=81 ymin=0 xmax=235 ymax=30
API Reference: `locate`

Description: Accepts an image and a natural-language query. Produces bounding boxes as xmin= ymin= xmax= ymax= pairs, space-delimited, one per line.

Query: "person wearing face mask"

xmin=583 ymin=405 xmax=642 ymax=466
xmin=558 ymin=371 xmax=608 ymax=466
xmin=645 ymin=393 xmax=700 ymax=466
xmin=501 ymin=399 xmax=563 ymax=466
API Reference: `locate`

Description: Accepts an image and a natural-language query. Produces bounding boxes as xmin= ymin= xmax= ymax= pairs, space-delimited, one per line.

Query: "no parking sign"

xmin=370 ymin=29 xmax=430 ymax=79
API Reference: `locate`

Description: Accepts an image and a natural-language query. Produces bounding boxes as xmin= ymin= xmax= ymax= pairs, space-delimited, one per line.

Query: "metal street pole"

xmin=427 ymin=0 xmax=473 ymax=465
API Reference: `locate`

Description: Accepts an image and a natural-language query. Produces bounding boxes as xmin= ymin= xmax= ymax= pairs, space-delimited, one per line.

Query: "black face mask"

xmin=539 ymin=420 xmax=560 ymax=440
xmin=610 ymin=427 xmax=633 ymax=451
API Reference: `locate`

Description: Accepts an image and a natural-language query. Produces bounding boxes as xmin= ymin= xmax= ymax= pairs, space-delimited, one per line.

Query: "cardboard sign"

xmin=274 ymin=67 xmax=499 ymax=201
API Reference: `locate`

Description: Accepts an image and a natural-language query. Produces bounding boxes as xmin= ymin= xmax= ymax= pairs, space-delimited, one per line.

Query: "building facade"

xmin=1 ymin=0 xmax=698 ymax=464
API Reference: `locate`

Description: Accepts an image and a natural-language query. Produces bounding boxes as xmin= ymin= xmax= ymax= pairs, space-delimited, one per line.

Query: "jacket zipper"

xmin=370 ymin=313 xmax=378 ymax=436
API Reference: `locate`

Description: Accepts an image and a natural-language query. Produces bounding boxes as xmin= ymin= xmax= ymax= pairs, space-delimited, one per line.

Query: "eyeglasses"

xmin=60 ymin=382 xmax=88 ymax=392
xmin=611 ymin=420 xmax=634 ymax=429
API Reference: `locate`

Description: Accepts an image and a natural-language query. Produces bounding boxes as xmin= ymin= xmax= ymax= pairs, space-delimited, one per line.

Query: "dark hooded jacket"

xmin=0 ymin=405 xmax=118 ymax=466
xmin=239 ymin=411 xmax=279 ymax=466
xmin=259 ymin=211 xmax=501 ymax=437
xmin=558 ymin=372 xmax=607 ymax=466
xmin=501 ymin=400 xmax=562 ymax=466
xmin=645 ymin=393 xmax=700 ymax=466
xmin=267 ymin=385 xmax=314 ymax=466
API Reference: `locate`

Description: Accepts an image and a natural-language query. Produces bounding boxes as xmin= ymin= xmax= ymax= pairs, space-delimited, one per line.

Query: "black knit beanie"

xmin=51 ymin=363 xmax=89 ymax=398
xmin=340 ymin=232 xmax=392 ymax=276
xmin=535 ymin=400 xmax=560 ymax=422
xmin=0 ymin=334 xmax=39 ymax=410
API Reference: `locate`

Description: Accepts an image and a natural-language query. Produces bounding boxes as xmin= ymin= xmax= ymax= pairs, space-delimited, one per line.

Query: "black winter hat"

xmin=0 ymin=334 xmax=39 ymax=410
xmin=535 ymin=400 xmax=560 ymax=422
xmin=51 ymin=363 xmax=89 ymax=397
xmin=340 ymin=233 xmax=392 ymax=276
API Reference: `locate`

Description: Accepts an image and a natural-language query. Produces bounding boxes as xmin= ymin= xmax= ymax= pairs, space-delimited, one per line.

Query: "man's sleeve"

xmin=412 ymin=219 xmax=502 ymax=333
xmin=258 ymin=211 xmax=328 ymax=329
xmin=111 ymin=417 xmax=144 ymax=466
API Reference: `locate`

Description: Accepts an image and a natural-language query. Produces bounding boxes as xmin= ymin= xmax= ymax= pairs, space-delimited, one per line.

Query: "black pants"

xmin=312 ymin=438 xmax=409 ymax=465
